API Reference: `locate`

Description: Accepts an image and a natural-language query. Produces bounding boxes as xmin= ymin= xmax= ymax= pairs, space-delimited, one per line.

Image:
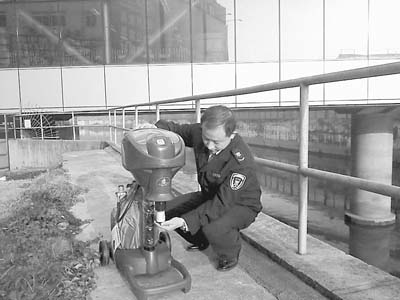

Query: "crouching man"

xmin=155 ymin=105 xmax=262 ymax=272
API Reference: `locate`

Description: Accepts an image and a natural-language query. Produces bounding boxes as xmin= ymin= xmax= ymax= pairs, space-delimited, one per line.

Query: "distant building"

xmin=0 ymin=0 xmax=228 ymax=68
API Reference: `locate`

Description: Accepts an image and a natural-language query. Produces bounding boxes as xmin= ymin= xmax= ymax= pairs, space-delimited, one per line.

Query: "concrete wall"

xmin=8 ymin=139 xmax=107 ymax=170
xmin=0 ymin=139 xmax=8 ymax=169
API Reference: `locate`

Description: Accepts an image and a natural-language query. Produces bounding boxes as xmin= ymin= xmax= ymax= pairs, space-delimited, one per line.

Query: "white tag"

xmin=156 ymin=211 xmax=166 ymax=223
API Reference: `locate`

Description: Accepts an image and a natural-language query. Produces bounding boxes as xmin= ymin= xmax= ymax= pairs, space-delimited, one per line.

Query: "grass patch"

xmin=0 ymin=169 xmax=99 ymax=300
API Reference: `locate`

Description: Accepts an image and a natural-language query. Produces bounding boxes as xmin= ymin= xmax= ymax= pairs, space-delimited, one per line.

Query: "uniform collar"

xmin=209 ymin=134 xmax=239 ymax=161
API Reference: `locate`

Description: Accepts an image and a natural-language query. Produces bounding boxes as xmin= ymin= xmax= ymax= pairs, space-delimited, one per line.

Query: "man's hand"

xmin=156 ymin=217 xmax=185 ymax=231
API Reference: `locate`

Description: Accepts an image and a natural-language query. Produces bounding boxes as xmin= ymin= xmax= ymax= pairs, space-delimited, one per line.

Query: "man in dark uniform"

xmin=155 ymin=105 xmax=262 ymax=271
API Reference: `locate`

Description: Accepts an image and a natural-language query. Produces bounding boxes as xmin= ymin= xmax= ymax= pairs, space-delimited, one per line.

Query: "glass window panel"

xmin=324 ymin=61 xmax=368 ymax=104
xmin=62 ymin=66 xmax=106 ymax=108
xmin=236 ymin=0 xmax=278 ymax=62
xmin=109 ymin=0 xmax=146 ymax=64
xmin=281 ymin=0 xmax=323 ymax=60
xmin=146 ymin=0 xmax=191 ymax=64
xmin=148 ymin=64 xmax=192 ymax=101
xmin=0 ymin=3 xmax=17 ymax=68
xmin=370 ymin=0 xmax=400 ymax=58
xmin=19 ymin=68 xmax=63 ymax=109
xmin=325 ymin=0 xmax=368 ymax=60
xmin=192 ymin=0 xmax=234 ymax=63
xmin=193 ymin=63 xmax=235 ymax=107
xmin=369 ymin=60 xmax=400 ymax=102
xmin=58 ymin=0 xmax=104 ymax=66
xmin=16 ymin=2 xmax=63 ymax=67
xmin=236 ymin=62 xmax=279 ymax=106
xmin=105 ymin=65 xmax=149 ymax=107
xmin=193 ymin=63 xmax=234 ymax=93
xmin=0 ymin=69 xmax=20 ymax=109
xmin=281 ymin=61 xmax=323 ymax=103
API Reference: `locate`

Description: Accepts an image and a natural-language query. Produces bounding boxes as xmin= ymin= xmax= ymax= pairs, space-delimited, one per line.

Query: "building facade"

xmin=1 ymin=0 xmax=400 ymax=112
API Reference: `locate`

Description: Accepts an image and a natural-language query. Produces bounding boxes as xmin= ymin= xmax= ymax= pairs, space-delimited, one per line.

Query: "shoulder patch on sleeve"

xmin=231 ymin=148 xmax=246 ymax=163
xmin=230 ymin=173 xmax=246 ymax=190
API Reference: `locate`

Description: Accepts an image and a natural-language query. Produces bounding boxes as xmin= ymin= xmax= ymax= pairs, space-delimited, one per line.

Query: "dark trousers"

xmin=165 ymin=192 xmax=257 ymax=259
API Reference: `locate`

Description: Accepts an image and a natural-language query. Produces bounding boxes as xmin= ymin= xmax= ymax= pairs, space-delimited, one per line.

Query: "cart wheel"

xmin=108 ymin=241 xmax=114 ymax=261
xmin=159 ymin=231 xmax=171 ymax=251
xmin=99 ymin=240 xmax=110 ymax=266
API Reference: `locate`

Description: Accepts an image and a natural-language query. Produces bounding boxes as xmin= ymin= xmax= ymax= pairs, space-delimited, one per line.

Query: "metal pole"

xmin=122 ymin=108 xmax=125 ymax=129
xmin=102 ymin=0 xmax=111 ymax=64
xmin=114 ymin=110 xmax=117 ymax=144
xmin=19 ymin=116 xmax=22 ymax=139
xmin=4 ymin=114 xmax=10 ymax=170
xmin=298 ymin=83 xmax=309 ymax=255
xmin=72 ymin=111 xmax=76 ymax=141
xmin=108 ymin=111 xmax=112 ymax=141
xmin=195 ymin=100 xmax=201 ymax=123
xmin=195 ymin=99 xmax=202 ymax=191
xmin=40 ymin=113 xmax=44 ymax=140
xmin=135 ymin=107 xmax=139 ymax=128
xmin=156 ymin=105 xmax=160 ymax=121
xmin=13 ymin=116 xmax=16 ymax=139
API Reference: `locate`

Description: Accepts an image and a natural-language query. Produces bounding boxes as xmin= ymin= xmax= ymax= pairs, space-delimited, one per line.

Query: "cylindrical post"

xmin=72 ymin=111 xmax=76 ymax=141
xmin=40 ymin=113 xmax=44 ymax=140
xmin=156 ymin=105 xmax=160 ymax=121
xmin=114 ymin=109 xmax=117 ymax=144
xmin=195 ymin=100 xmax=201 ymax=123
xmin=298 ymin=83 xmax=309 ymax=255
xmin=3 ymin=114 xmax=7 ymax=140
xmin=135 ymin=107 xmax=139 ymax=128
xmin=122 ymin=108 xmax=126 ymax=129
xmin=108 ymin=111 xmax=112 ymax=141
xmin=12 ymin=116 xmax=16 ymax=139
xmin=102 ymin=0 xmax=111 ymax=64
xmin=4 ymin=114 xmax=10 ymax=170
xmin=347 ymin=113 xmax=395 ymax=225
xmin=19 ymin=116 xmax=23 ymax=139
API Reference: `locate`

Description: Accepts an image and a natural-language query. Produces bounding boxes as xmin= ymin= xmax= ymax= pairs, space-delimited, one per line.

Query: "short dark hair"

xmin=200 ymin=105 xmax=236 ymax=136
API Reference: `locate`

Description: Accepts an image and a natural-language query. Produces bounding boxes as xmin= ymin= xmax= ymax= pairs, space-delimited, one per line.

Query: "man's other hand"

xmin=156 ymin=217 xmax=185 ymax=231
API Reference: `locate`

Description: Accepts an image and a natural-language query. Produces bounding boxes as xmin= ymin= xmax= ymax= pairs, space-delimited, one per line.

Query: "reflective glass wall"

xmin=1 ymin=0 xmax=400 ymax=110
xmin=0 ymin=0 xmax=231 ymax=67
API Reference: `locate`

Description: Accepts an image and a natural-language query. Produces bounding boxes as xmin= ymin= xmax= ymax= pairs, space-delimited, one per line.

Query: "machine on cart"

xmin=99 ymin=128 xmax=191 ymax=300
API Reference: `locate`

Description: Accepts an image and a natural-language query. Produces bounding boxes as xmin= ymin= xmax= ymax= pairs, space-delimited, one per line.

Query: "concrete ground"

xmin=64 ymin=148 xmax=400 ymax=300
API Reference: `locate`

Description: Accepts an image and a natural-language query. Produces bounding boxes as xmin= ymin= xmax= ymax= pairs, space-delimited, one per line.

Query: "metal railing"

xmin=105 ymin=61 xmax=400 ymax=255
xmin=6 ymin=61 xmax=400 ymax=255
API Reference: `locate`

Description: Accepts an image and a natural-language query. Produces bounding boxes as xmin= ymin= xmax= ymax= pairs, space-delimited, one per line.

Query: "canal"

xmin=251 ymin=144 xmax=400 ymax=278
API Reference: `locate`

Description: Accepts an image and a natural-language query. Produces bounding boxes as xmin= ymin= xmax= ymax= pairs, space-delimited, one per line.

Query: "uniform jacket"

xmin=155 ymin=120 xmax=262 ymax=233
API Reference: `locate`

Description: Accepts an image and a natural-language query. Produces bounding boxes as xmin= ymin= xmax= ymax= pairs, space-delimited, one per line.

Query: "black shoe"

xmin=216 ymin=255 xmax=238 ymax=272
xmin=186 ymin=243 xmax=209 ymax=252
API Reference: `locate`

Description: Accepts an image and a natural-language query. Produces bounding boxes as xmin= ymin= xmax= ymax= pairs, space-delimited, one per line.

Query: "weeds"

xmin=0 ymin=169 xmax=98 ymax=300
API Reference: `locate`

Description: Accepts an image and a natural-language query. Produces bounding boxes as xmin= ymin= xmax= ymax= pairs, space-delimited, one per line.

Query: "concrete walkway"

xmin=64 ymin=149 xmax=277 ymax=300
xmin=63 ymin=148 xmax=400 ymax=300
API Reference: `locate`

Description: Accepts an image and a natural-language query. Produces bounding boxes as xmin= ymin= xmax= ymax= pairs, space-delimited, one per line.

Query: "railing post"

xmin=156 ymin=105 xmax=160 ymax=121
xmin=71 ymin=111 xmax=76 ymax=141
xmin=195 ymin=100 xmax=201 ymax=123
xmin=4 ymin=114 xmax=10 ymax=170
xmin=108 ymin=111 xmax=112 ymax=142
xmin=135 ymin=107 xmax=139 ymax=128
xmin=19 ymin=116 xmax=23 ymax=139
xmin=40 ymin=113 xmax=44 ymax=140
xmin=13 ymin=116 xmax=16 ymax=139
xmin=114 ymin=109 xmax=117 ymax=144
xmin=122 ymin=108 xmax=126 ymax=129
xmin=298 ymin=83 xmax=309 ymax=255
